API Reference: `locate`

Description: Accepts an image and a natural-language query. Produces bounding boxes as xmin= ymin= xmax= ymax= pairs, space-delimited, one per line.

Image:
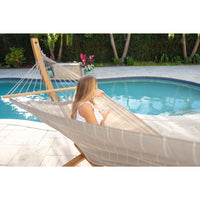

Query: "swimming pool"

xmin=98 ymin=78 xmax=200 ymax=116
xmin=1 ymin=77 xmax=200 ymax=121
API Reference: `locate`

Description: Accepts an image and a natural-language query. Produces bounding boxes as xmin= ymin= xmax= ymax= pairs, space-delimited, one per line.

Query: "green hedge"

xmin=0 ymin=34 xmax=199 ymax=66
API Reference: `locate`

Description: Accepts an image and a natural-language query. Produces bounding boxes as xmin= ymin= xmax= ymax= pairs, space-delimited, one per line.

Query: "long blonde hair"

xmin=71 ymin=75 xmax=97 ymax=119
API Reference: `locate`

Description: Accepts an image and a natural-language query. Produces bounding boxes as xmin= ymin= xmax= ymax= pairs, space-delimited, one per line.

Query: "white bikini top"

xmin=76 ymin=101 xmax=103 ymax=125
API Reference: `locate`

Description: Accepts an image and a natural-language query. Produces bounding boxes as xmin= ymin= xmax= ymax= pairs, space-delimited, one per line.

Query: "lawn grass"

xmin=0 ymin=61 xmax=196 ymax=69
xmin=95 ymin=61 xmax=186 ymax=67
xmin=133 ymin=61 xmax=183 ymax=66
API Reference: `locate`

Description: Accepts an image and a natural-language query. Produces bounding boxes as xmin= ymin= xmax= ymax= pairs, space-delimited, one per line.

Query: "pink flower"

xmin=83 ymin=59 xmax=86 ymax=64
xmin=80 ymin=53 xmax=83 ymax=60
xmin=80 ymin=53 xmax=94 ymax=70
xmin=80 ymin=53 xmax=86 ymax=62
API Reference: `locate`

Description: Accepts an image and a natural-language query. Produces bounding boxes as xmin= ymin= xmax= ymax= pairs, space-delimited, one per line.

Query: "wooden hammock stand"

xmin=4 ymin=38 xmax=97 ymax=167
xmin=31 ymin=38 xmax=96 ymax=167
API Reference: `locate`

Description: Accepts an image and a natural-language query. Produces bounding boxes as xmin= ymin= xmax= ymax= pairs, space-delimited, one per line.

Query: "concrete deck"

xmin=1 ymin=65 xmax=200 ymax=166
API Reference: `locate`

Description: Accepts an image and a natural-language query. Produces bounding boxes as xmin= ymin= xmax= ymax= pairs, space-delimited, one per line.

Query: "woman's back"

xmin=76 ymin=101 xmax=103 ymax=125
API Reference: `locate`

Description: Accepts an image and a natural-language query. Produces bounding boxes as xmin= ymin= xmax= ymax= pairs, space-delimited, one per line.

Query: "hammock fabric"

xmin=4 ymin=38 xmax=200 ymax=166
xmin=10 ymin=97 xmax=200 ymax=166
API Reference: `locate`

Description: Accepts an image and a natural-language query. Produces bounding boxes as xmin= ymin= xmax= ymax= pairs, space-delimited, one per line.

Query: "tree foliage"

xmin=1 ymin=34 xmax=200 ymax=66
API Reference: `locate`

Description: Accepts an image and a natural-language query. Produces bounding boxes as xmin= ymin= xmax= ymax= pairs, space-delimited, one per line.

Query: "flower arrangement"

xmin=80 ymin=53 xmax=95 ymax=72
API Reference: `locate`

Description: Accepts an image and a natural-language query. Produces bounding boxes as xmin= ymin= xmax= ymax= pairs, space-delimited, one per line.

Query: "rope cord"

xmin=33 ymin=66 xmax=39 ymax=92
xmin=25 ymin=65 xmax=39 ymax=93
xmin=6 ymin=63 xmax=37 ymax=95
xmin=18 ymin=60 xmax=42 ymax=94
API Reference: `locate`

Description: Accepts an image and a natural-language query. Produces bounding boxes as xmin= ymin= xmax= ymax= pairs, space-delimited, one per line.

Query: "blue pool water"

xmin=0 ymin=79 xmax=75 ymax=122
xmin=98 ymin=78 xmax=200 ymax=116
xmin=1 ymin=78 xmax=200 ymax=121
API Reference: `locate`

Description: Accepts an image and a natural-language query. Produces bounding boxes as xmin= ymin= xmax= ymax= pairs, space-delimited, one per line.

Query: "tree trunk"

xmin=49 ymin=48 xmax=55 ymax=60
xmin=182 ymin=34 xmax=187 ymax=59
xmin=58 ymin=34 xmax=63 ymax=60
xmin=190 ymin=35 xmax=200 ymax=58
xmin=110 ymin=34 xmax=119 ymax=59
xmin=121 ymin=34 xmax=131 ymax=63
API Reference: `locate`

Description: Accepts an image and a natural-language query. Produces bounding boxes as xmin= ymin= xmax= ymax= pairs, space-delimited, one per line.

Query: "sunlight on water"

xmin=98 ymin=78 xmax=200 ymax=116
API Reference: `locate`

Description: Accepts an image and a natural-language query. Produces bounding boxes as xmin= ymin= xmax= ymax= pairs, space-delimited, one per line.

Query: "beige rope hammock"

xmin=3 ymin=38 xmax=200 ymax=166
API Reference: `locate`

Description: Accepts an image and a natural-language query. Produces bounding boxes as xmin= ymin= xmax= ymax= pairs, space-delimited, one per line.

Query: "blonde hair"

xmin=71 ymin=75 xmax=97 ymax=119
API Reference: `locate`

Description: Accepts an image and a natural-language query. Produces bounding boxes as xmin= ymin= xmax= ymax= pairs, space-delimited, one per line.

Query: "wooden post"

xmin=63 ymin=154 xmax=85 ymax=167
xmin=30 ymin=38 xmax=59 ymax=102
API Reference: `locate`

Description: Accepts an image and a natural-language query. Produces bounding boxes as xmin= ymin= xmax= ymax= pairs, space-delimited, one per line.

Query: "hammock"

xmin=3 ymin=38 xmax=200 ymax=166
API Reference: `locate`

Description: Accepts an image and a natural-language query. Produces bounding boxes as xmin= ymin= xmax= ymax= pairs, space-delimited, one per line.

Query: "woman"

xmin=71 ymin=75 xmax=110 ymax=125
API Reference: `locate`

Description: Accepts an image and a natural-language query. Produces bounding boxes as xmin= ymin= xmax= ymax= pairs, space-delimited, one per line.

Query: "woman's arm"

xmin=100 ymin=109 xmax=110 ymax=125
xmin=79 ymin=103 xmax=99 ymax=125
xmin=95 ymin=89 xmax=110 ymax=125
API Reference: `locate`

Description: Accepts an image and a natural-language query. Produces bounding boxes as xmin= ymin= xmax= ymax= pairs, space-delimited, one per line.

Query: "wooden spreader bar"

xmin=3 ymin=86 xmax=76 ymax=99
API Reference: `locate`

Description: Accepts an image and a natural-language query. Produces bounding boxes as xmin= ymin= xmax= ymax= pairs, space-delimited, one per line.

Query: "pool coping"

xmin=98 ymin=76 xmax=200 ymax=87
xmin=2 ymin=75 xmax=200 ymax=88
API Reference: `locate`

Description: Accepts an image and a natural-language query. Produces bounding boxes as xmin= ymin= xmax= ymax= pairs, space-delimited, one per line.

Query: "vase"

xmin=84 ymin=69 xmax=94 ymax=75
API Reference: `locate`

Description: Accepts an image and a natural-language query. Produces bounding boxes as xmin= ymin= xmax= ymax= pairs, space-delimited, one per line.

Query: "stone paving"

xmin=1 ymin=65 xmax=200 ymax=166
xmin=0 ymin=119 xmax=89 ymax=167
xmin=1 ymin=65 xmax=200 ymax=84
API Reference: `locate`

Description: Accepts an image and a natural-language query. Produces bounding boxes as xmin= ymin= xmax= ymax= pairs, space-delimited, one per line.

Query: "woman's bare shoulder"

xmin=79 ymin=102 xmax=93 ymax=114
xmin=79 ymin=102 xmax=98 ymax=124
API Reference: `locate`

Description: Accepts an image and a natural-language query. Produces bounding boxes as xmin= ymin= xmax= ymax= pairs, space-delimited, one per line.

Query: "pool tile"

xmin=0 ymin=129 xmax=12 ymax=137
xmin=47 ymin=138 xmax=79 ymax=156
xmin=45 ymin=130 xmax=65 ymax=138
xmin=8 ymin=145 xmax=50 ymax=166
xmin=37 ymin=136 xmax=55 ymax=147
xmin=2 ymin=129 xmax=47 ymax=145
xmin=0 ymin=145 xmax=21 ymax=165
xmin=0 ymin=136 xmax=6 ymax=143
xmin=40 ymin=156 xmax=60 ymax=166
xmin=41 ymin=155 xmax=77 ymax=167
xmin=0 ymin=124 xmax=7 ymax=130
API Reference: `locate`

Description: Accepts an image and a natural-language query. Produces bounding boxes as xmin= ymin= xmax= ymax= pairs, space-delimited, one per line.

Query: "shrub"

xmin=160 ymin=53 xmax=169 ymax=63
xmin=173 ymin=56 xmax=182 ymax=64
xmin=5 ymin=47 xmax=26 ymax=68
xmin=124 ymin=56 xmax=134 ymax=66
xmin=154 ymin=56 xmax=159 ymax=63
xmin=184 ymin=57 xmax=192 ymax=64
xmin=192 ymin=53 xmax=200 ymax=64
xmin=112 ymin=58 xmax=121 ymax=65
